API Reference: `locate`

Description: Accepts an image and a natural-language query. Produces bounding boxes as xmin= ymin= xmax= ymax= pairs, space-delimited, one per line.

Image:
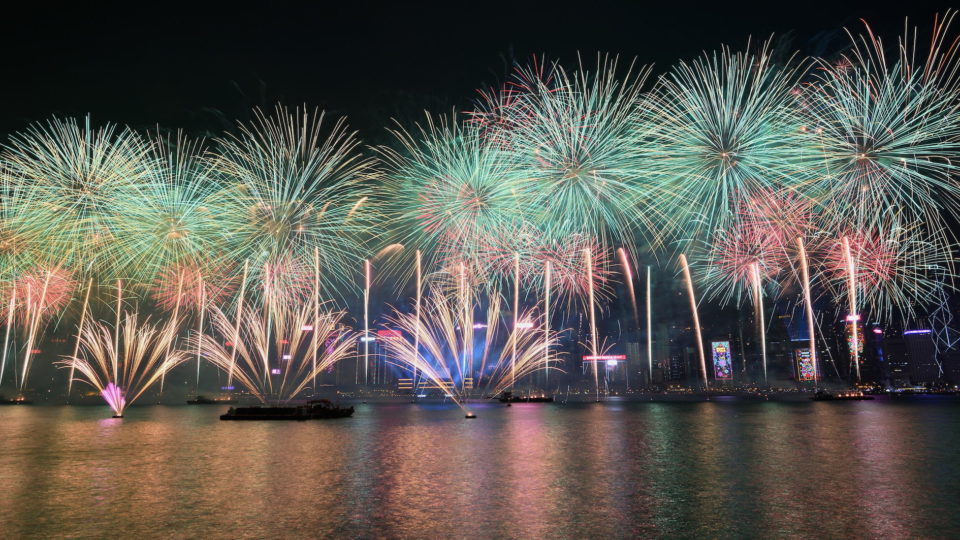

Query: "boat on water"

xmin=0 ymin=395 xmax=32 ymax=405
xmin=220 ymin=399 xmax=354 ymax=420
xmin=187 ymin=395 xmax=238 ymax=405
xmin=498 ymin=391 xmax=554 ymax=403
xmin=811 ymin=390 xmax=875 ymax=401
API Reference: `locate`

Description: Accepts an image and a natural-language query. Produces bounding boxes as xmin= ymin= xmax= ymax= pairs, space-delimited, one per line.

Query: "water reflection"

xmin=1 ymin=399 xmax=958 ymax=538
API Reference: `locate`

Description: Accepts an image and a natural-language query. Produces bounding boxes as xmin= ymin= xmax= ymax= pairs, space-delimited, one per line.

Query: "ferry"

xmin=220 ymin=400 xmax=354 ymax=420
xmin=0 ymin=395 xmax=32 ymax=405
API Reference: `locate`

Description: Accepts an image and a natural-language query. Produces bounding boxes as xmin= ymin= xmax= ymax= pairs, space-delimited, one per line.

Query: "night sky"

xmin=1 ymin=1 xmax=956 ymax=140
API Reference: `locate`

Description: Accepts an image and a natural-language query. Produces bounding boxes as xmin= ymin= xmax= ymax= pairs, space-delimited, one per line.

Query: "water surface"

xmin=1 ymin=398 xmax=958 ymax=538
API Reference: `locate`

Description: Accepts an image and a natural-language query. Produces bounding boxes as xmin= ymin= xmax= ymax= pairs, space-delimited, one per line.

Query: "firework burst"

xmin=112 ymin=132 xmax=223 ymax=282
xmin=378 ymin=113 xmax=532 ymax=284
xmin=2 ymin=116 xmax=153 ymax=274
xmin=12 ymin=266 xmax=77 ymax=324
xmin=820 ymin=221 xmax=953 ymax=320
xmin=495 ymin=56 xmax=655 ymax=247
xmin=212 ymin=105 xmax=375 ymax=302
xmin=697 ymin=219 xmax=787 ymax=305
xmin=644 ymin=40 xmax=815 ymax=240
xmin=803 ymin=13 xmax=960 ymax=250
xmin=151 ymin=261 xmax=237 ymax=313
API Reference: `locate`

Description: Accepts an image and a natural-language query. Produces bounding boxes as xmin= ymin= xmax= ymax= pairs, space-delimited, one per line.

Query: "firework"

xmin=2 ymin=116 xmax=153 ymax=273
xmin=643 ymin=40 xmax=814 ymax=240
xmin=697 ymin=220 xmax=786 ymax=305
xmin=7 ymin=266 xmax=77 ymax=390
xmin=11 ymin=266 xmax=76 ymax=325
xmin=59 ymin=312 xmax=188 ymax=417
xmin=0 ymin=166 xmax=37 ymax=285
xmin=679 ymin=254 xmax=709 ymax=389
xmin=255 ymin=254 xmax=315 ymax=306
xmin=482 ymin=230 xmax=615 ymax=309
xmin=468 ymin=58 xmax=558 ymax=147
xmin=381 ymin=281 xmax=559 ymax=404
xmin=378 ymin=113 xmax=532 ymax=284
xmin=151 ymin=261 xmax=236 ymax=313
xmin=819 ymin=221 xmax=951 ymax=320
xmin=111 ymin=133 xmax=222 ymax=282
xmin=494 ymin=56 xmax=655 ymax=248
xmin=212 ymin=105 xmax=375 ymax=302
xmin=803 ymin=14 xmax=960 ymax=250
xmin=196 ymin=296 xmax=356 ymax=404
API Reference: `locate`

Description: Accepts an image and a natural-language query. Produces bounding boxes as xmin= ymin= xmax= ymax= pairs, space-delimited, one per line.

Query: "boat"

xmin=498 ymin=391 xmax=554 ymax=403
xmin=187 ymin=395 xmax=238 ymax=405
xmin=220 ymin=399 xmax=354 ymax=420
xmin=811 ymin=390 xmax=875 ymax=401
xmin=0 ymin=395 xmax=32 ymax=405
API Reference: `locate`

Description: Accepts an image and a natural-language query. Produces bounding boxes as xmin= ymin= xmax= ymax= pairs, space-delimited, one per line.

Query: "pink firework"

xmin=477 ymin=222 xmax=545 ymax=282
xmin=716 ymin=224 xmax=784 ymax=282
xmin=467 ymin=58 xmax=557 ymax=146
xmin=12 ymin=266 xmax=76 ymax=322
xmin=539 ymin=234 xmax=612 ymax=301
xmin=101 ymin=382 xmax=126 ymax=416
xmin=702 ymin=220 xmax=787 ymax=304
xmin=260 ymin=255 xmax=314 ymax=305
xmin=823 ymin=232 xmax=896 ymax=290
xmin=152 ymin=262 xmax=237 ymax=313
xmin=740 ymin=189 xmax=815 ymax=250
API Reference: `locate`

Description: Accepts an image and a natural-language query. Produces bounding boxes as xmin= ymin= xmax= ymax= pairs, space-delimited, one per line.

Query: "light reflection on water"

xmin=1 ymin=399 xmax=959 ymax=538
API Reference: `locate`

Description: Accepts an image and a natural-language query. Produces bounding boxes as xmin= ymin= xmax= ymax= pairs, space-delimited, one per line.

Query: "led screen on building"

xmin=795 ymin=348 xmax=816 ymax=381
xmin=711 ymin=341 xmax=733 ymax=380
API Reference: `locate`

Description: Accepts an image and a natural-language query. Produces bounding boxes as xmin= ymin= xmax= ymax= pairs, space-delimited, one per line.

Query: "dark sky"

xmin=1 ymin=1 xmax=955 ymax=140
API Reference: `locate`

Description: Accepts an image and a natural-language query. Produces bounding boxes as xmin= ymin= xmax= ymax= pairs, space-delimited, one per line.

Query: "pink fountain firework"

xmin=101 ymin=382 xmax=126 ymax=417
